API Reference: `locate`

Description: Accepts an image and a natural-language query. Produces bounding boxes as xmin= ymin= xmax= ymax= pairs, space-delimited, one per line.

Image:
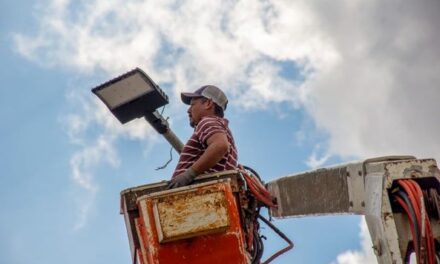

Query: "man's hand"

xmin=168 ymin=167 xmax=199 ymax=189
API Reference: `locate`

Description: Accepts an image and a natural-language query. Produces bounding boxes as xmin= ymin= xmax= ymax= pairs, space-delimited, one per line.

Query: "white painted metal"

xmin=346 ymin=163 xmax=366 ymax=214
xmin=267 ymin=156 xmax=440 ymax=264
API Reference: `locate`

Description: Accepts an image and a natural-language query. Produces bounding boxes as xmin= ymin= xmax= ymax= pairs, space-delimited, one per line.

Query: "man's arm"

xmin=191 ymin=132 xmax=230 ymax=174
xmin=168 ymin=132 xmax=229 ymax=188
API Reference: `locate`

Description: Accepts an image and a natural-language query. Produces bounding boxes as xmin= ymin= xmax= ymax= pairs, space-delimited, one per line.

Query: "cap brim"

xmin=181 ymin=92 xmax=202 ymax=105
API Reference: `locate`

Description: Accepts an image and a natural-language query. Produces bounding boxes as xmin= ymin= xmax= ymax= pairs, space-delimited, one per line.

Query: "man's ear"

xmin=205 ymin=99 xmax=215 ymax=111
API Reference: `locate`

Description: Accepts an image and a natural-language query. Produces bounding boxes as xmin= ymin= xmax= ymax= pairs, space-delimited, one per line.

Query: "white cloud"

xmin=73 ymin=193 xmax=95 ymax=231
xmin=305 ymin=144 xmax=330 ymax=168
xmin=14 ymin=0 xmax=440 ymax=242
xmin=332 ymin=217 xmax=377 ymax=264
xmin=302 ymin=0 xmax=440 ymax=161
xmin=68 ymin=134 xmax=118 ymax=230
xmin=15 ymin=0 xmax=321 ymax=228
xmin=61 ymin=91 xmax=159 ymax=229
xmin=13 ymin=0 xmax=319 ymax=106
xmin=70 ymin=135 xmax=119 ymax=191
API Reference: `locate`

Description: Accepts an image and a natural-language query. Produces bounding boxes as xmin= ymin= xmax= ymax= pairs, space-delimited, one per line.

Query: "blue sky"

xmin=2 ymin=0 xmax=440 ymax=263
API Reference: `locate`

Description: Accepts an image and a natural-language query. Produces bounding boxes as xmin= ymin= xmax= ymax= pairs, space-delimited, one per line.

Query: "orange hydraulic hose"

xmin=395 ymin=195 xmax=420 ymax=260
xmin=408 ymin=180 xmax=436 ymax=264
xmin=399 ymin=180 xmax=422 ymax=226
xmin=398 ymin=180 xmax=423 ymax=263
xmin=239 ymin=166 xmax=291 ymax=263
xmin=408 ymin=181 xmax=430 ymax=264
xmin=245 ymin=175 xmax=277 ymax=208
xmin=240 ymin=169 xmax=278 ymax=208
xmin=239 ymin=165 xmax=273 ymax=198
xmin=398 ymin=179 xmax=436 ymax=264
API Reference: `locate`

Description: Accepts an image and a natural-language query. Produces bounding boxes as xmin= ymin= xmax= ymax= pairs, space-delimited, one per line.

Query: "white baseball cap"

xmin=181 ymin=85 xmax=228 ymax=111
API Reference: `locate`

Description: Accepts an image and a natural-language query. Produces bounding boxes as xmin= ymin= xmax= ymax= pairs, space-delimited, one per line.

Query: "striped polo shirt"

xmin=172 ymin=116 xmax=238 ymax=178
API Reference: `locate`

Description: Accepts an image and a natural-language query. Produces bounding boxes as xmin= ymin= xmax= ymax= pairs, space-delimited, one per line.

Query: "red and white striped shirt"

xmin=172 ymin=116 xmax=238 ymax=178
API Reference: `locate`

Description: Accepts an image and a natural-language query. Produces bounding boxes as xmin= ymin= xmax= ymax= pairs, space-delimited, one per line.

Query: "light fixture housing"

xmin=92 ymin=68 xmax=183 ymax=153
xmin=92 ymin=68 xmax=168 ymax=124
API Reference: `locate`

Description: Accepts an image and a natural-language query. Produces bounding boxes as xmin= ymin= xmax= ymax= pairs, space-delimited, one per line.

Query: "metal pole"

xmin=162 ymin=129 xmax=184 ymax=154
xmin=144 ymin=111 xmax=184 ymax=154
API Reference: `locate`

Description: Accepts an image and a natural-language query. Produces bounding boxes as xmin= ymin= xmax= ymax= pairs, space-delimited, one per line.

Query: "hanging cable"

xmin=155 ymin=146 xmax=173 ymax=170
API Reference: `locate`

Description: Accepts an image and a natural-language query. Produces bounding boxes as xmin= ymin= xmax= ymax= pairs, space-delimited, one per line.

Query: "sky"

xmin=1 ymin=0 xmax=439 ymax=263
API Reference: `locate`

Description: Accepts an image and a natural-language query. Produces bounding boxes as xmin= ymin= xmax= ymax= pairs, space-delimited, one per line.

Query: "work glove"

xmin=168 ymin=167 xmax=199 ymax=189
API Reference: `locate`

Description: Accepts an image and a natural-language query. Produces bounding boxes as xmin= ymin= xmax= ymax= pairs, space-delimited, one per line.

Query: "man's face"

xmin=187 ymin=97 xmax=208 ymax=127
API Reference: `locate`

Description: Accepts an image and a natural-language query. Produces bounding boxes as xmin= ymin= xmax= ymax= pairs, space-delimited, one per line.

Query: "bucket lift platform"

xmin=120 ymin=171 xmax=249 ymax=264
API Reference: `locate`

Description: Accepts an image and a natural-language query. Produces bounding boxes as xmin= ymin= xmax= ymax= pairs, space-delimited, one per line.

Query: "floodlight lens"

xmin=95 ymin=72 xmax=155 ymax=109
xmin=92 ymin=68 xmax=169 ymax=124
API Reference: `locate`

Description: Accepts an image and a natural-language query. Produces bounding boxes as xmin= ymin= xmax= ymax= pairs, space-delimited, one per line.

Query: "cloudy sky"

xmin=1 ymin=0 xmax=439 ymax=263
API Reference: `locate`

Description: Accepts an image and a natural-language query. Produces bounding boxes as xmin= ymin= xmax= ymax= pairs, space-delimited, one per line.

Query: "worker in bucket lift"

xmin=168 ymin=85 xmax=238 ymax=189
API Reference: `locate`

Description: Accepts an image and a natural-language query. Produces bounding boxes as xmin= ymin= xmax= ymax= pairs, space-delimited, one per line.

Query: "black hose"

xmin=243 ymin=165 xmax=263 ymax=182
xmin=404 ymin=241 xmax=414 ymax=264
xmin=252 ymin=227 xmax=264 ymax=264
xmin=254 ymin=228 xmax=264 ymax=264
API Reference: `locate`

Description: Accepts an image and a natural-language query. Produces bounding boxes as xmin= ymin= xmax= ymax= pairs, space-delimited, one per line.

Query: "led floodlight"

xmin=92 ymin=68 xmax=168 ymax=124
xmin=92 ymin=68 xmax=183 ymax=153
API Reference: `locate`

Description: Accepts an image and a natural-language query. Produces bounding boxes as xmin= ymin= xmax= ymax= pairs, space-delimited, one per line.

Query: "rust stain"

xmin=135 ymin=181 xmax=249 ymax=264
xmin=156 ymin=189 xmax=230 ymax=242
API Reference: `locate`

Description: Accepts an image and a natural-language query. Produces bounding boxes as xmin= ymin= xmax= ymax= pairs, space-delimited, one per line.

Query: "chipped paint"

xmin=384 ymin=159 xmax=437 ymax=188
xmin=266 ymin=156 xmax=440 ymax=264
xmin=154 ymin=190 xmax=230 ymax=242
xmin=135 ymin=180 xmax=249 ymax=264
xmin=374 ymin=158 xmax=440 ymax=263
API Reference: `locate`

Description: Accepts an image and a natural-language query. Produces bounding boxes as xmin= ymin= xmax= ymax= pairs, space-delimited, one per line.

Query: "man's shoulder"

xmin=200 ymin=116 xmax=221 ymax=122
xmin=195 ymin=116 xmax=227 ymax=133
xmin=197 ymin=116 xmax=228 ymax=128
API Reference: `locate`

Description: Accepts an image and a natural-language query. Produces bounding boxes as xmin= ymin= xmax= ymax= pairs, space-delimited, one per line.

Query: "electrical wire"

xmin=393 ymin=179 xmax=437 ymax=264
xmin=395 ymin=192 xmax=420 ymax=259
xmin=155 ymin=146 xmax=173 ymax=170
xmin=410 ymin=180 xmax=436 ymax=264
xmin=240 ymin=165 xmax=293 ymax=264
xmin=398 ymin=180 xmax=424 ymax=263
xmin=407 ymin=180 xmax=434 ymax=264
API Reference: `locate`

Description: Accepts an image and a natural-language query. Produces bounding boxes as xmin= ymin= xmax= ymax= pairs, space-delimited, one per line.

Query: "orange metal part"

xmin=135 ymin=180 xmax=249 ymax=264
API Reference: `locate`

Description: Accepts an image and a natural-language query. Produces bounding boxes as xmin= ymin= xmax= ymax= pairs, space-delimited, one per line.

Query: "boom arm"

xmin=267 ymin=156 xmax=440 ymax=263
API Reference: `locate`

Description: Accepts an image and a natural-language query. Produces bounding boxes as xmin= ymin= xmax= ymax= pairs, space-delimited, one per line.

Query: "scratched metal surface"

xmin=136 ymin=180 xmax=249 ymax=264
xmin=155 ymin=189 xmax=230 ymax=242
xmin=267 ymin=166 xmax=350 ymax=218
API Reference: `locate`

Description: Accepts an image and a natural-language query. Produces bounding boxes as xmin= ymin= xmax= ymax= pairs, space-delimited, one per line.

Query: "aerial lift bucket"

xmin=120 ymin=171 xmax=250 ymax=264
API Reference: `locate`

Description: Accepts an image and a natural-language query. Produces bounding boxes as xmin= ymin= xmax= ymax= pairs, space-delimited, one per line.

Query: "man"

xmin=168 ymin=85 xmax=238 ymax=188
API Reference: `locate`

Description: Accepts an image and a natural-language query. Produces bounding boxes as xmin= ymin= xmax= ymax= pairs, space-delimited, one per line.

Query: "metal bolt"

xmin=349 ymin=201 xmax=353 ymax=207
xmin=361 ymin=201 xmax=365 ymax=207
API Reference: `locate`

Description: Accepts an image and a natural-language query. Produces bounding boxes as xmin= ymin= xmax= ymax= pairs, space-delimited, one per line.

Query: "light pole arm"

xmin=162 ymin=129 xmax=184 ymax=154
xmin=144 ymin=111 xmax=184 ymax=154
